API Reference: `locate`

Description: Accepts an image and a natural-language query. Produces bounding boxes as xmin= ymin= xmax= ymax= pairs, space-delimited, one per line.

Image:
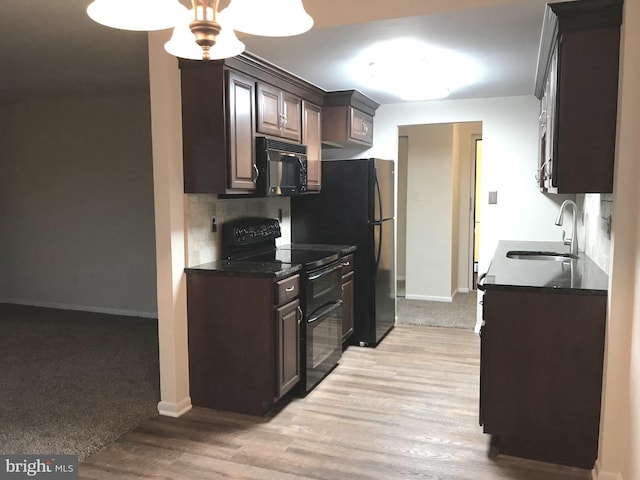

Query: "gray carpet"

xmin=0 ymin=303 xmax=160 ymax=460
xmin=397 ymin=292 xmax=478 ymax=329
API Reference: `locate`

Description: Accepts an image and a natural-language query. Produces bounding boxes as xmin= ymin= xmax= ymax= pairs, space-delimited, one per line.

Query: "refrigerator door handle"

xmin=374 ymin=168 xmax=384 ymax=223
xmin=374 ymin=223 xmax=382 ymax=273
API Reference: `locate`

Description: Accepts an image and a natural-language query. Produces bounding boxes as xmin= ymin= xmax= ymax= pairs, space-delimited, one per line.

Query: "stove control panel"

xmin=223 ymin=217 xmax=281 ymax=247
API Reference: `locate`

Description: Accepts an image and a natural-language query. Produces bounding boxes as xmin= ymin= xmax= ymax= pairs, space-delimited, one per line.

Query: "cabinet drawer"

xmin=341 ymin=254 xmax=354 ymax=275
xmin=275 ymin=274 xmax=300 ymax=306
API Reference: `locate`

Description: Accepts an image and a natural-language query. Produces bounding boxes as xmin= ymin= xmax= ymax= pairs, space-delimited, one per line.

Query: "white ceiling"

xmin=0 ymin=0 xmax=552 ymax=104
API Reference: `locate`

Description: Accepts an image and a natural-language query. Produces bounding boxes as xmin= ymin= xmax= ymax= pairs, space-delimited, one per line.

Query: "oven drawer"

xmin=275 ymin=274 xmax=300 ymax=306
xmin=341 ymin=254 xmax=354 ymax=275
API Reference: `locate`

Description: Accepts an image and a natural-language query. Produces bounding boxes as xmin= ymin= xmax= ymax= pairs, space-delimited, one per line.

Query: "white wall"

xmin=0 ymin=93 xmax=157 ymax=317
xmin=397 ymin=136 xmax=409 ymax=281
xmin=370 ymin=95 xmax=574 ymax=279
xmin=595 ymin=0 xmax=640 ymax=477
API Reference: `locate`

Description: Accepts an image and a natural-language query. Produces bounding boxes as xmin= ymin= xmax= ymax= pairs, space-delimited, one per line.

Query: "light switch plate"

xmin=488 ymin=191 xmax=498 ymax=204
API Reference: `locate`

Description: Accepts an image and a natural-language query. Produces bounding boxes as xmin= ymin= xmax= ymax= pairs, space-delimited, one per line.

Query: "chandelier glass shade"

xmin=222 ymin=0 xmax=314 ymax=37
xmin=86 ymin=0 xmax=314 ymax=61
xmin=87 ymin=0 xmax=184 ymax=31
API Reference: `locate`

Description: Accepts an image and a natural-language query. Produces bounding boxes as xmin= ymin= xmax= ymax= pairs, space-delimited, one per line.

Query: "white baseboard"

xmin=405 ymin=294 xmax=453 ymax=303
xmin=158 ymin=397 xmax=192 ymax=418
xmin=0 ymin=298 xmax=157 ymax=319
xmin=457 ymin=287 xmax=470 ymax=293
xmin=397 ymin=276 xmax=406 ymax=281
xmin=593 ymin=460 xmax=624 ymax=480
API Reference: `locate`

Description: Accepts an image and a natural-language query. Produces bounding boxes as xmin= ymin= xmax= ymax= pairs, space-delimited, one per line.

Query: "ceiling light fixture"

xmin=354 ymin=39 xmax=479 ymax=102
xmin=369 ymin=58 xmax=451 ymax=101
xmin=165 ymin=8 xmax=245 ymax=61
xmin=86 ymin=0 xmax=314 ymax=61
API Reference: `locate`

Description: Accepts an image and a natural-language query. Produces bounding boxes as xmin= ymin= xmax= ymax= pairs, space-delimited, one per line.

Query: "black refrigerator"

xmin=291 ymin=158 xmax=395 ymax=346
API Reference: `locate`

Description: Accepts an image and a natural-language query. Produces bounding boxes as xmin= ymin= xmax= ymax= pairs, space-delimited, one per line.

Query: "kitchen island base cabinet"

xmin=186 ymin=273 xmax=301 ymax=416
xmin=480 ymin=288 xmax=606 ymax=469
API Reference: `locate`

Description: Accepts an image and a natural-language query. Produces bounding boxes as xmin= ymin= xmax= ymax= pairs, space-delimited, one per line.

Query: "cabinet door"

xmin=275 ymin=299 xmax=301 ymax=399
xmin=350 ymin=107 xmax=373 ymax=145
xmin=341 ymin=271 xmax=354 ymax=342
xmin=281 ymin=91 xmax=302 ymax=142
xmin=302 ymin=101 xmax=322 ymax=191
xmin=228 ymin=70 xmax=257 ymax=191
xmin=257 ymin=82 xmax=282 ymax=138
xmin=538 ymin=46 xmax=557 ymax=192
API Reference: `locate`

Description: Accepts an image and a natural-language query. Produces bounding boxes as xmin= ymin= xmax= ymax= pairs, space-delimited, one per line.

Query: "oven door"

xmin=301 ymin=260 xmax=343 ymax=393
xmin=305 ymin=261 xmax=343 ymax=315
xmin=305 ymin=299 xmax=342 ymax=392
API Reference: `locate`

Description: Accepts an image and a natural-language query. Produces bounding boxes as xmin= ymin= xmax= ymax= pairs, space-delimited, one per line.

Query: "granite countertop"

xmin=282 ymin=243 xmax=357 ymax=255
xmin=184 ymin=243 xmax=356 ymax=279
xmin=184 ymin=260 xmax=302 ymax=279
xmin=482 ymin=240 xmax=608 ymax=295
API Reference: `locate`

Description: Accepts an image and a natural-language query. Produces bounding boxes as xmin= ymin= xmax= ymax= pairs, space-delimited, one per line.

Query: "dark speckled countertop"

xmin=184 ymin=243 xmax=356 ymax=279
xmin=482 ymin=241 xmax=608 ymax=295
xmin=281 ymin=243 xmax=357 ymax=255
xmin=185 ymin=260 xmax=301 ymax=279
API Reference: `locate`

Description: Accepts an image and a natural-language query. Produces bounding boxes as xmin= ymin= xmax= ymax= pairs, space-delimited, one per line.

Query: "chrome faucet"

xmin=554 ymin=199 xmax=579 ymax=257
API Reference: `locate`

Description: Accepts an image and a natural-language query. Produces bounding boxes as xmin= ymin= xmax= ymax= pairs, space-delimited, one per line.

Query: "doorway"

xmin=472 ymin=136 xmax=483 ymax=289
xmin=396 ymin=122 xmax=483 ymax=301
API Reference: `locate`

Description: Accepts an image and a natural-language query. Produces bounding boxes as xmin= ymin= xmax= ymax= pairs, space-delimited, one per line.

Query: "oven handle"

xmin=307 ymin=299 xmax=343 ymax=324
xmin=307 ymin=261 xmax=343 ymax=281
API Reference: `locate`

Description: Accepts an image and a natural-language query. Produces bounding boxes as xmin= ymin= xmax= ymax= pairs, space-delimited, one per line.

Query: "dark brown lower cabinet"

xmin=275 ymin=299 xmax=301 ymax=398
xmin=186 ymin=272 xmax=301 ymax=415
xmin=480 ymin=288 xmax=606 ymax=469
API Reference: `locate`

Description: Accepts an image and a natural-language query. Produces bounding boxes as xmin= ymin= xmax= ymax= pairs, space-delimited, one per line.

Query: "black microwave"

xmin=256 ymin=137 xmax=308 ymax=196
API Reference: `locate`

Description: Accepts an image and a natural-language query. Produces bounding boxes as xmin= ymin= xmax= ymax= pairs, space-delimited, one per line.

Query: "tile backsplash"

xmin=577 ymin=193 xmax=612 ymax=274
xmin=185 ymin=195 xmax=291 ymax=267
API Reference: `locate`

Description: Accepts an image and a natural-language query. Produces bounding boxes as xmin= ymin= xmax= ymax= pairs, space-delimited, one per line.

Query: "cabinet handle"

xmin=342 ymin=261 xmax=350 ymax=267
xmin=252 ymin=164 xmax=259 ymax=182
xmin=361 ymin=121 xmax=369 ymax=136
xmin=296 ymin=306 xmax=303 ymax=323
xmin=285 ymin=286 xmax=295 ymax=292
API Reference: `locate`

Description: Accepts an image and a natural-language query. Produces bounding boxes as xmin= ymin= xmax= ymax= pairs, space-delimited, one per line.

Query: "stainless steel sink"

xmin=506 ymin=250 xmax=578 ymax=261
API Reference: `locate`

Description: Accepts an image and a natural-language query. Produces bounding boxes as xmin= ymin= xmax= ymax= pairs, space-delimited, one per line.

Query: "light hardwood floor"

xmin=80 ymin=326 xmax=591 ymax=479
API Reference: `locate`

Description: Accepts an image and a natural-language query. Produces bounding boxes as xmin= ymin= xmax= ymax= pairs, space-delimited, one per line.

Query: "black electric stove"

xmin=222 ymin=217 xmax=344 ymax=395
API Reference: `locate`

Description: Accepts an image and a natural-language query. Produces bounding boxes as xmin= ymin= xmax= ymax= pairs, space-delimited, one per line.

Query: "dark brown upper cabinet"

xmin=257 ymin=82 xmax=302 ymax=143
xmin=322 ymin=90 xmax=380 ymax=148
xmin=179 ymin=53 xmax=325 ymax=195
xmin=302 ymin=101 xmax=322 ymax=191
xmin=180 ymin=63 xmax=257 ymax=194
xmin=534 ymin=0 xmax=623 ymax=194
